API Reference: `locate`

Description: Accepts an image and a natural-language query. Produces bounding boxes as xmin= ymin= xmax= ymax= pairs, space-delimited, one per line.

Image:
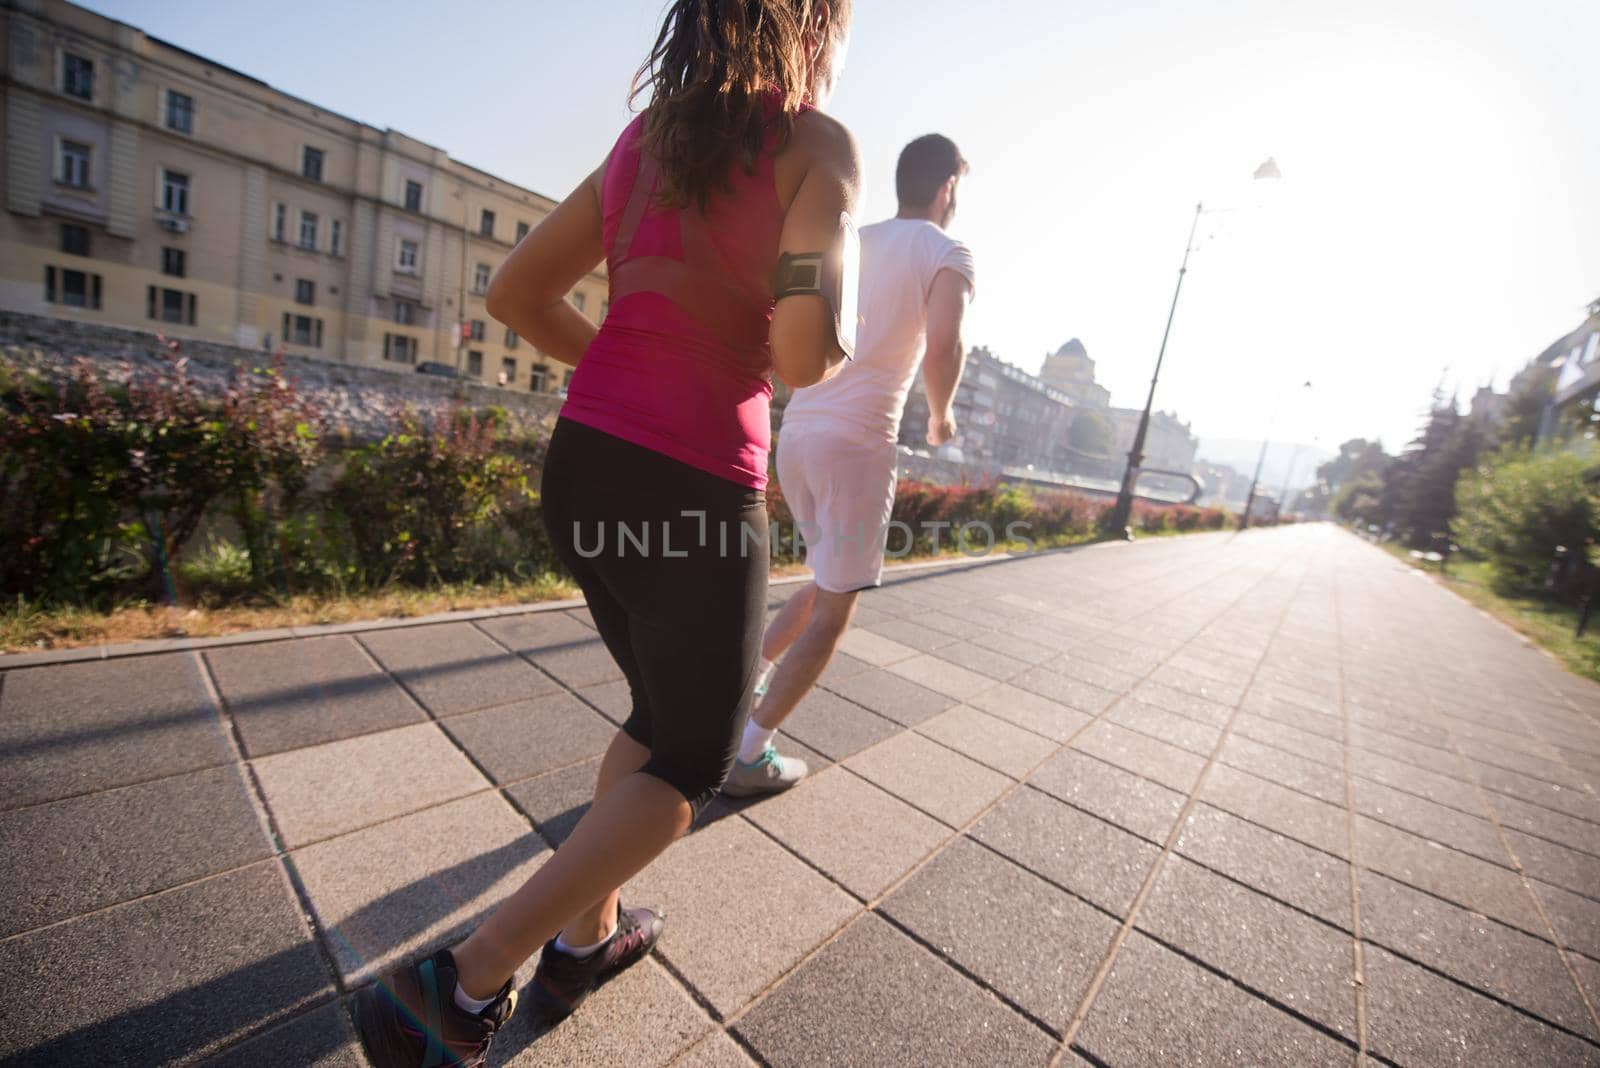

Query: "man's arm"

xmin=921 ymin=267 xmax=973 ymax=446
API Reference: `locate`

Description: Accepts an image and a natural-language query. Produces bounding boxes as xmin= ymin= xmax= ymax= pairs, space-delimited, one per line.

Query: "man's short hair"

xmin=895 ymin=134 xmax=969 ymax=209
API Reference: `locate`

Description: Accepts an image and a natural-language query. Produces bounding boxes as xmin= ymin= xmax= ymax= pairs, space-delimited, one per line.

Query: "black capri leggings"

xmin=541 ymin=417 xmax=769 ymax=816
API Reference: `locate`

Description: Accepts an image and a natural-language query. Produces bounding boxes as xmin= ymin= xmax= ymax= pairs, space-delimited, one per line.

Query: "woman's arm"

xmin=485 ymin=166 xmax=605 ymax=367
xmin=770 ymin=114 xmax=862 ymax=389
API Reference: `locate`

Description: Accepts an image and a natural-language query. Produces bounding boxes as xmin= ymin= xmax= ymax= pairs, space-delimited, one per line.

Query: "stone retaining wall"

xmin=0 ymin=311 xmax=562 ymax=440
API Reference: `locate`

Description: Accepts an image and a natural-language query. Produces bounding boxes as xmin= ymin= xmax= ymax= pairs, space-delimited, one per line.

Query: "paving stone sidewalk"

xmin=3 ymin=524 xmax=1600 ymax=1066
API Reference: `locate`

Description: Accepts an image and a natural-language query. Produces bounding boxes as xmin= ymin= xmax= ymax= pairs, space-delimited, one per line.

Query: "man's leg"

xmin=725 ymin=587 xmax=858 ymax=796
xmin=761 ymin=581 xmax=818 ymax=664
xmin=755 ymin=587 xmax=859 ymax=731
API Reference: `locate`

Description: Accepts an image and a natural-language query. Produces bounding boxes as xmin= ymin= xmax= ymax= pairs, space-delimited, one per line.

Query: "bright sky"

xmin=88 ymin=0 xmax=1599 ymax=455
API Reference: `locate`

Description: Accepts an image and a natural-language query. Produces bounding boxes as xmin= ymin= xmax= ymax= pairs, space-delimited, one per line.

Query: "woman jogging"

xmin=352 ymin=2 xmax=858 ymax=1065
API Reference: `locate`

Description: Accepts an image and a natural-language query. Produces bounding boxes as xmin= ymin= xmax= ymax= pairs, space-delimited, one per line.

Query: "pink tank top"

xmin=560 ymin=108 xmax=799 ymax=489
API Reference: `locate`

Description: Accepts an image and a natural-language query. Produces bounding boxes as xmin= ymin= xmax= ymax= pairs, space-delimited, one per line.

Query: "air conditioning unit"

xmin=159 ymin=217 xmax=189 ymax=233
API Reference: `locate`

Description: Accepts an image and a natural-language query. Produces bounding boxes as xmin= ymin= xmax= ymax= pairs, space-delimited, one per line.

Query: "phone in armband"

xmin=773 ymin=212 xmax=860 ymax=359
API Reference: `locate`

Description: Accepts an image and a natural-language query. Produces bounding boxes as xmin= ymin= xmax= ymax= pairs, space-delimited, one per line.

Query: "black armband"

xmin=774 ymin=212 xmax=860 ymax=358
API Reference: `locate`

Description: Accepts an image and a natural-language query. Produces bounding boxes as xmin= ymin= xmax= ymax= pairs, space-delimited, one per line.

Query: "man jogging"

xmin=724 ymin=133 xmax=975 ymax=796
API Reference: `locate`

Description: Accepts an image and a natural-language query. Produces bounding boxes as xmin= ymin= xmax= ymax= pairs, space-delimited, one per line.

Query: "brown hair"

xmin=630 ymin=0 xmax=850 ymax=211
xmin=895 ymin=134 xmax=968 ymax=210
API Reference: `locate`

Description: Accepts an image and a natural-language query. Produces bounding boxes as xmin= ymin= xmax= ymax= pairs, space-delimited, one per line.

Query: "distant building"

xmin=1105 ymin=407 xmax=1199 ymax=476
xmin=1039 ymin=338 xmax=1111 ymax=408
xmin=0 ymin=0 xmax=604 ymax=394
xmin=1540 ymin=297 xmax=1600 ymax=442
xmin=1467 ymin=384 xmax=1508 ymax=427
xmin=900 ymin=345 xmax=1076 ymax=472
xmin=1194 ymin=460 xmax=1252 ymax=508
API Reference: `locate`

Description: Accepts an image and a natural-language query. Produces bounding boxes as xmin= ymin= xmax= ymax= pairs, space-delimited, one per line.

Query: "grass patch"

xmin=2 ymin=574 xmax=579 ymax=653
xmin=1384 ymin=543 xmax=1600 ymax=683
xmin=2 ymin=532 xmax=1122 ymax=654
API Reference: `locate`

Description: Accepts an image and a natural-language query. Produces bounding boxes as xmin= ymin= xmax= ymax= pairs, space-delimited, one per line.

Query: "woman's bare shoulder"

xmin=790 ymin=109 xmax=859 ymax=173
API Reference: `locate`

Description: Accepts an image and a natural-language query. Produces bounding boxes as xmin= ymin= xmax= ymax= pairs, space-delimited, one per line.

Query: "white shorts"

xmin=775 ymin=425 xmax=899 ymax=594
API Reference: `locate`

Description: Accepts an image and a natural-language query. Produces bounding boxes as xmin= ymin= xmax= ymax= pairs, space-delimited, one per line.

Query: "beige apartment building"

xmin=0 ymin=0 xmax=606 ymax=393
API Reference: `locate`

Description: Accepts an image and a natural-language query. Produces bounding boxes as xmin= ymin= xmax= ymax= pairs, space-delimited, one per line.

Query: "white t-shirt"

xmin=782 ymin=217 xmax=975 ymax=443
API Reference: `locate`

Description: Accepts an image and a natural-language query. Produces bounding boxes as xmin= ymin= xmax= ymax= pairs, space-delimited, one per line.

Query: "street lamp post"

xmin=1103 ymin=201 xmax=1204 ymax=537
xmin=1103 ymin=158 xmax=1281 ymax=539
xmin=1239 ymin=438 xmax=1270 ymax=530
xmin=1240 ymin=379 xmax=1312 ymax=530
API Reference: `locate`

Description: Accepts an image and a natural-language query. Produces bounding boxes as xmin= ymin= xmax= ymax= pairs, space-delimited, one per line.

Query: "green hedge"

xmin=2 ymin=346 xmax=1234 ymax=611
xmin=0 ymin=348 xmax=551 ymax=607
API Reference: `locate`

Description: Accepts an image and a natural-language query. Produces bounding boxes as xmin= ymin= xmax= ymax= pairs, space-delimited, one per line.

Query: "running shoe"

xmin=528 ymin=904 xmax=664 ymax=1022
xmin=350 ymin=948 xmax=516 ymax=1068
xmin=722 ymin=745 xmax=809 ymax=797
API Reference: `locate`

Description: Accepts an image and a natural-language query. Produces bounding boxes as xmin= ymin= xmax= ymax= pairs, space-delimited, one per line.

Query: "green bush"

xmin=329 ymin=410 xmax=552 ymax=588
xmin=0 ymin=348 xmax=321 ymax=605
xmin=1452 ymin=446 xmax=1598 ymax=594
xmin=178 ymin=537 xmax=256 ymax=599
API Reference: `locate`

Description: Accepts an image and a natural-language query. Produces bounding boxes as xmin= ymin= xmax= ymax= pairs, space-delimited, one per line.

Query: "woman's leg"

xmin=555 ymin=728 xmax=650 ymax=945
xmin=452 ymin=767 xmax=691 ymax=998
xmin=452 ymin=420 xmax=766 ymax=999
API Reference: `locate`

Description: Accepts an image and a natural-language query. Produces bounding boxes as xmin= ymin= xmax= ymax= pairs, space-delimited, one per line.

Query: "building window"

xmin=397 ymin=238 xmax=418 ymax=273
xmin=272 ymin=203 xmax=286 ymax=242
xmin=161 ymin=247 xmax=186 ymax=277
xmin=282 ymin=312 xmax=324 ymax=347
xmin=473 ymin=263 xmax=491 ymax=294
xmin=60 ymin=223 xmax=90 ymax=257
xmin=59 ymin=140 xmax=91 ymax=188
xmin=162 ymin=169 xmax=191 ymax=215
xmin=500 ymin=356 xmax=516 ymax=384
xmin=515 ymin=220 xmax=530 ymax=242
xmin=45 ymin=266 xmax=103 ymax=309
xmin=298 ymin=210 xmax=318 ymax=250
xmin=62 ymin=53 xmax=94 ymax=100
xmin=147 ymin=285 xmax=196 ymax=325
xmin=571 ymin=292 xmax=586 ymax=312
xmin=394 ymin=299 xmax=416 ymax=325
xmin=165 ymin=91 xmax=194 ymax=134
xmin=383 ymin=333 xmax=417 ymax=364
xmin=295 ymin=279 xmax=315 ymax=305
xmin=469 ymin=318 xmax=486 ymax=341
xmin=466 ymin=350 xmax=484 ymax=377
xmin=531 ymin=364 xmax=549 ymax=392
xmin=479 ymin=209 xmax=495 ymax=238
xmin=562 ymin=369 xmax=574 ymax=393
xmin=504 ymin=327 xmax=518 ymax=349
xmin=404 ymin=180 xmax=423 ymax=213
xmin=302 ymin=146 xmax=324 ymax=181
xmin=330 ymin=219 xmax=343 ymax=257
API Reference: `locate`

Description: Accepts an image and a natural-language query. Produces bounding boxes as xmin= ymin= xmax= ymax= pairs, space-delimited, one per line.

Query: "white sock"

xmin=554 ymin=924 xmax=616 ymax=959
xmin=739 ymin=718 xmax=777 ymax=764
xmin=452 ymin=982 xmax=497 ymax=1015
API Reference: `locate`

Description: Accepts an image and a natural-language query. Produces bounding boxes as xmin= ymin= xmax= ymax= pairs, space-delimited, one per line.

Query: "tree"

xmin=1333 ymin=470 xmax=1386 ymax=528
xmin=1296 ymin=437 xmax=1389 ymax=515
xmin=1498 ymin=364 xmax=1557 ymax=448
xmin=1067 ymin=410 xmax=1113 ymax=456
xmin=1454 ymin=445 xmax=1598 ymax=593
xmin=1381 ymin=391 xmax=1488 ymax=548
